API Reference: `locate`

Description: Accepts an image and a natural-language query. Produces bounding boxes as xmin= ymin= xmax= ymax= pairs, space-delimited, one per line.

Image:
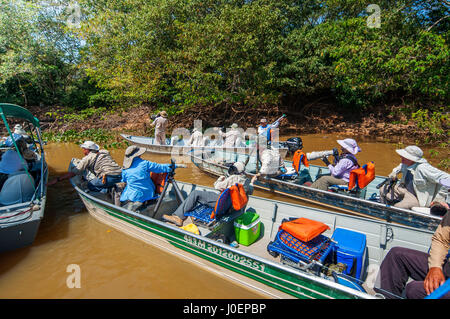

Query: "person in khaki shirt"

xmin=49 ymin=141 xmax=122 ymax=193
xmin=375 ymin=178 xmax=450 ymax=299
xmin=151 ymin=111 xmax=168 ymax=145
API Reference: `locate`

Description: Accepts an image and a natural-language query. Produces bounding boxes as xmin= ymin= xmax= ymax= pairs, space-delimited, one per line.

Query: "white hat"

xmin=337 ymin=138 xmax=361 ymax=155
xmin=80 ymin=141 xmax=100 ymax=151
xmin=123 ymin=145 xmax=146 ymax=169
xmin=260 ymin=118 xmax=267 ymax=123
xmin=14 ymin=124 xmax=27 ymax=135
xmin=230 ymin=123 xmax=238 ymax=129
xmin=232 ymin=162 xmax=245 ymax=174
xmin=395 ymin=146 xmax=427 ymax=163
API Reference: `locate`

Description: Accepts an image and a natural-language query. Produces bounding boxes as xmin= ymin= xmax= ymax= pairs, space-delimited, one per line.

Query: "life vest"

xmin=150 ymin=172 xmax=168 ymax=194
xmin=279 ymin=217 xmax=330 ymax=242
xmin=348 ymin=161 xmax=375 ymax=190
xmin=292 ymin=150 xmax=309 ymax=173
xmin=229 ymin=183 xmax=248 ymax=211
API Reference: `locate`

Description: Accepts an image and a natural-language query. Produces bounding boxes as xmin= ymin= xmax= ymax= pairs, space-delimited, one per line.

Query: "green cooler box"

xmin=234 ymin=210 xmax=261 ymax=246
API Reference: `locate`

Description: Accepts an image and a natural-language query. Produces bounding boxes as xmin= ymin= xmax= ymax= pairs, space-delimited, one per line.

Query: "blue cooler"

xmin=331 ymin=228 xmax=366 ymax=280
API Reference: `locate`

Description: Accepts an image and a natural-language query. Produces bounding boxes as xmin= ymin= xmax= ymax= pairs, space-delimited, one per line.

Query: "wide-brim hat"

xmin=123 ymin=145 xmax=146 ymax=169
xmin=395 ymin=146 xmax=427 ymax=163
xmin=160 ymin=111 xmax=168 ymax=118
xmin=337 ymin=138 xmax=361 ymax=155
xmin=80 ymin=141 xmax=100 ymax=151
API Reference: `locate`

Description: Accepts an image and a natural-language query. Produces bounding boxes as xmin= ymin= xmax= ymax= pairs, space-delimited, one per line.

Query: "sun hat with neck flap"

xmin=395 ymin=145 xmax=427 ymax=164
xmin=123 ymin=145 xmax=146 ymax=169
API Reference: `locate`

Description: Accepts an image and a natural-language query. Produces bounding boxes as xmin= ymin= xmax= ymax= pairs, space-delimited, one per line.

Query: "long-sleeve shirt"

xmin=327 ymin=154 xmax=359 ymax=182
xmin=214 ymin=174 xmax=254 ymax=196
xmin=389 ymin=161 xmax=450 ymax=207
xmin=72 ymin=150 xmax=122 ymax=178
xmin=218 ymin=129 xmax=241 ymax=147
xmin=428 ymin=212 xmax=450 ymax=269
xmin=188 ymin=131 xmax=204 ymax=146
xmin=120 ymin=157 xmax=172 ymax=203
xmin=152 ymin=116 xmax=168 ymax=133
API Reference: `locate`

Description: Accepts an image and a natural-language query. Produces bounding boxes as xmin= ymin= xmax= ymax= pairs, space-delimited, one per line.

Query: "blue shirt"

xmin=120 ymin=158 xmax=172 ymax=203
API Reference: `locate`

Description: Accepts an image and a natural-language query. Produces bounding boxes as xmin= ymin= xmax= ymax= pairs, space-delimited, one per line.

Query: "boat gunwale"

xmin=190 ymin=153 xmax=442 ymax=228
xmin=70 ymin=178 xmax=376 ymax=299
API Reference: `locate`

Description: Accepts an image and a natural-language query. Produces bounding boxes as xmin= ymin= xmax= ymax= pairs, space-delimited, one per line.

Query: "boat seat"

xmin=328 ymin=162 xmax=375 ymax=198
xmin=267 ymin=230 xmax=335 ymax=275
xmin=0 ymin=172 xmax=35 ymax=206
xmin=184 ymin=188 xmax=232 ymax=227
xmin=184 ymin=188 xmax=245 ymax=236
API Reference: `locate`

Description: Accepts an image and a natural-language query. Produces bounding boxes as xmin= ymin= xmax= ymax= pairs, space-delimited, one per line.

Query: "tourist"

xmin=379 ymin=145 xmax=450 ymax=210
xmin=188 ymin=127 xmax=204 ymax=147
xmin=69 ymin=141 xmax=122 ymax=193
xmin=309 ymin=138 xmax=361 ymax=191
xmin=119 ymin=145 xmax=173 ymax=211
xmin=151 ymin=111 xmax=168 ymax=145
xmin=375 ymin=179 xmax=450 ymax=299
xmin=218 ymin=123 xmax=241 ymax=148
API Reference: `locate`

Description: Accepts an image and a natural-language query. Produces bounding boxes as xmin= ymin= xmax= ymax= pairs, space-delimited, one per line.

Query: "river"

xmin=0 ymin=134 xmax=447 ymax=298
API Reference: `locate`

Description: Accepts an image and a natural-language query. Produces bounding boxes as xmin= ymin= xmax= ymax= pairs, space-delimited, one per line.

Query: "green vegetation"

xmin=42 ymin=128 xmax=129 ymax=149
xmin=1 ymin=0 xmax=448 ymax=145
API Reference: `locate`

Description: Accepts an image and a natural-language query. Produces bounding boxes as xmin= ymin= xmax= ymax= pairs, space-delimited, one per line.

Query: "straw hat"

xmin=337 ymin=138 xmax=361 ymax=155
xmin=395 ymin=146 xmax=427 ymax=163
xmin=160 ymin=111 xmax=168 ymax=118
xmin=123 ymin=145 xmax=146 ymax=169
xmin=80 ymin=141 xmax=100 ymax=151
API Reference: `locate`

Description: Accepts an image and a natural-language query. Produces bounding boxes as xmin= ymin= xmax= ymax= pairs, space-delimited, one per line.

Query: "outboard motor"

xmin=283 ymin=137 xmax=303 ymax=155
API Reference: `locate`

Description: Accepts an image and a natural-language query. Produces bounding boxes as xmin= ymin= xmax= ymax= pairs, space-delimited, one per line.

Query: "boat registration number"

xmin=184 ymin=235 xmax=265 ymax=272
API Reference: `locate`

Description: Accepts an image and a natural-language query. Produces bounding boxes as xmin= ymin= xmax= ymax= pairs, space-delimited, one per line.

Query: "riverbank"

xmin=33 ymin=103 xmax=447 ymax=144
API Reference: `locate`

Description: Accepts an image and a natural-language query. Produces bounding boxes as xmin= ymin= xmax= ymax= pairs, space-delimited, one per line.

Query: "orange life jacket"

xmin=229 ymin=183 xmax=248 ymax=211
xmin=292 ymin=150 xmax=309 ymax=173
xmin=150 ymin=172 xmax=168 ymax=194
xmin=348 ymin=161 xmax=375 ymax=190
xmin=279 ymin=217 xmax=330 ymax=242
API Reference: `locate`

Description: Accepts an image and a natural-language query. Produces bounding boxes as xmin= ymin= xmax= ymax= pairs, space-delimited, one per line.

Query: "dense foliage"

xmin=1 ymin=0 xmax=449 ymax=117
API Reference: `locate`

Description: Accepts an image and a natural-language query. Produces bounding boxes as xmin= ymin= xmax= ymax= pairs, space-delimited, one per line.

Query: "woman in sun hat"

xmin=379 ymin=145 xmax=450 ymax=210
xmin=119 ymin=145 xmax=173 ymax=211
xmin=310 ymin=138 xmax=361 ymax=191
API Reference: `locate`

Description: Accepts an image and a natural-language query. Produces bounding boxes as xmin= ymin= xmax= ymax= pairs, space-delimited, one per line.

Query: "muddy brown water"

xmin=0 ymin=134 xmax=447 ymax=298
